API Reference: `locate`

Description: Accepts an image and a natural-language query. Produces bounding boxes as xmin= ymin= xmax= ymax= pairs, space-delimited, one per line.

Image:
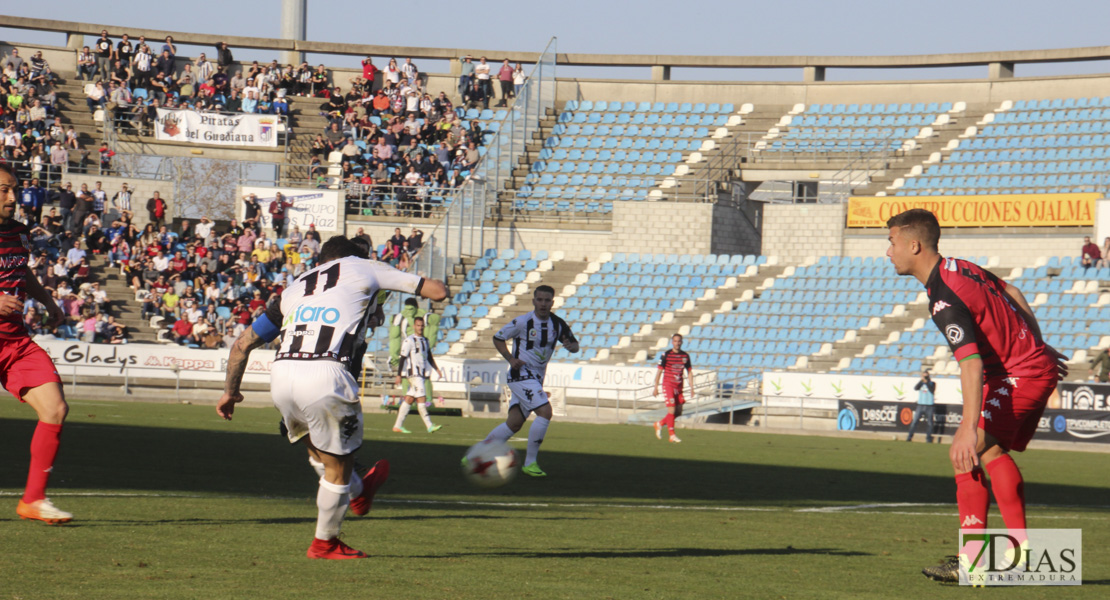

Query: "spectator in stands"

xmin=1098 ymin=237 xmax=1110 ymax=269
xmin=94 ymin=31 xmax=114 ymax=79
xmin=497 ymin=59 xmax=514 ymax=107
xmin=171 ymin=315 xmax=193 ymax=345
xmin=1089 ymin=347 xmax=1110 ymax=383
xmin=513 ymin=63 xmax=525 ymax=96
xmin=1081 ymin=236 xmax=1101 ymax=268
xmin=268 ymin=192 xmax=293 ymax=237
xmin=464 ymin=79 xmax=488 ymax=111
xmin=147 ymin=191 xmax=167 ymax=228
xmin=76 ymin=46 xmax=96 ymax=80
xmin=86 ymin=81 xmax=107 ymax=113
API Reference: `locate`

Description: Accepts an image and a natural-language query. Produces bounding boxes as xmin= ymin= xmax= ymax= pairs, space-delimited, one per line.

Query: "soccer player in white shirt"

xmin=392 ymin=316 xmax=444 ymax=434
xmin=480 ymin=285 xmax=578 ymax=477
xmin=217 ymin=236 xmax=447 ymax=560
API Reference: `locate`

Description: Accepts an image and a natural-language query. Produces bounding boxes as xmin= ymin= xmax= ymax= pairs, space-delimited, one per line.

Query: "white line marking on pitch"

xmin=0 ymin=492 xmax=1103 ymax=519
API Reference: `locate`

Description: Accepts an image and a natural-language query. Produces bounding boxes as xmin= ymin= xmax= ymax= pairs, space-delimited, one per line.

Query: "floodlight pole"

xmin=281 ymin=0 xmax=307 ymax=66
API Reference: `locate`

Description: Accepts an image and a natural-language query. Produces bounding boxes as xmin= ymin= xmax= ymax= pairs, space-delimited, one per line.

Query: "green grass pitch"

xmin=2 ymin=399 xmax=1108 ymax=599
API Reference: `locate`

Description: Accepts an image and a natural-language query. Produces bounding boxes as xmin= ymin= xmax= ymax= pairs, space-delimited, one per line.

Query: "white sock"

xmin=394 ymin=401 xmax=411 ymax=429
xmin=485 ymin=422 xmax=515 ymax=443
xmin=307 ymin=457 xmax=326 ymax=479
xmin=525 ymin=417 xmax=550 ymax=466
xmin=348 ymin=470 xmax=363 ymax=499
xmin=315 ymin=478 xmax=350 ymax=541
xmin=417 ymin=402 xmax=433 ymax=428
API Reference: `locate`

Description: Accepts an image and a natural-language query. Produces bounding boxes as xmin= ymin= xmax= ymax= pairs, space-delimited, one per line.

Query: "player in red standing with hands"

xmin=0 ymin=164 xmax=73 ymax=524
xmin=885 ymin=209 xmax=1069 ymax=583
xmin=653 ymin=333 xmax=692 ymax=443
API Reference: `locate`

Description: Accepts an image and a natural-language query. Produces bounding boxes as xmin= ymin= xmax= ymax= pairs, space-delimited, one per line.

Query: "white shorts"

xmin=405 ymin=376 xmax=427 ymax=399
xmin=507 ymin=378 xmax=549 ymax=418
xmin=271 ymin=360 xmax=363 ymax=456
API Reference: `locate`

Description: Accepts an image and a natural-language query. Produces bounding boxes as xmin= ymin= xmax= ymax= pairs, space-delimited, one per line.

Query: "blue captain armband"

xmin=251 ymin=314 xmax=281 ymax=343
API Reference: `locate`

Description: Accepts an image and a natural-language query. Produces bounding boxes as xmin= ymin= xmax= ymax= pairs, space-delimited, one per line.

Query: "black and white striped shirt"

xmin=494 ymin=311 xmax=576 ymax=383
xmin=397 ymin=333 xmax=436 ymax=378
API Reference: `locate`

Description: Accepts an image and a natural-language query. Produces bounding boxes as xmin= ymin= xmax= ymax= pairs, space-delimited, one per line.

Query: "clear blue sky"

xmin=3 ymin=0 xmax=1110 ymax=81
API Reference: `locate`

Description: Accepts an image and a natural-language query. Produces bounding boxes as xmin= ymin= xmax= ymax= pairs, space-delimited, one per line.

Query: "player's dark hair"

xmin=349 ymin=236 xmax=371 ymax=259
xmin=886 ymin=208 xmax=940 ymax=252
xmin=0 ymin=162 xmax=17 ymax=183
xmin=672 ymin=333 xmax=683 ymax=340
xmin=534 ymin=285 xmax=555 ymax=297
xmin=404 ymin=298 xmax=418 ymax=308
xmin=319 ymin=235 xmax=362 ymax=263
xmin=413 ymin=316 xmax=424 ymax=324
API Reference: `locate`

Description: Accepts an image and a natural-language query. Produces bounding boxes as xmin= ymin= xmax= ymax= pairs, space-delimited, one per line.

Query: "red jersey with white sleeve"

xmin=0 ymin=219 xmax=32 ymax=338
xmin=926 ymin=257 xmax=1055 ymax=380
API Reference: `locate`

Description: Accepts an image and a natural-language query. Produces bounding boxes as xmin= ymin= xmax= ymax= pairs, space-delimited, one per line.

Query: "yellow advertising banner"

xmin=847 ymin=193 xmax=1100 ymax=228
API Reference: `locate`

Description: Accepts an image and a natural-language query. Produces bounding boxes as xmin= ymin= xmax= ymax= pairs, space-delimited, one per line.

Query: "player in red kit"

xmin=653 ymin=334 xmax=692 ymax=443
xmin=0 ymin=164 xmax=73 ymax=524
xmin=886 ymin=209 xmax=1068 ymax=583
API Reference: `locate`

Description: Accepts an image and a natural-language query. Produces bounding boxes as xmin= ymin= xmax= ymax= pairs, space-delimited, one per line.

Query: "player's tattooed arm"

xmin=217 ymin=327 xmax=267 ymax=420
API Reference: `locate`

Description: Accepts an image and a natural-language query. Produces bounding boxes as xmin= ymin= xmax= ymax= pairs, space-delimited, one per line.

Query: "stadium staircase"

xmin=446 ymin=256 xmax=589 ymax=359
xmin=645 ymin=103 xmax=777 ymax=200
xmin=88 ymin=253 xmax=159 ymax=343
xmin=860 ymin=102 xmax=995 ymax=196
xmin=497 ymin=108 xmax=564 ymax=221
xmin=604 ymin=261 xmax=788 ymax=364
xmin=43 ymin=78 xmax=105 ymax=159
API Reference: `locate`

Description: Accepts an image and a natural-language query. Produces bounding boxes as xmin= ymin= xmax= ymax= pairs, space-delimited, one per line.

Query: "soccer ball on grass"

xmin=461 ymin=440 xmax=519 ymax=489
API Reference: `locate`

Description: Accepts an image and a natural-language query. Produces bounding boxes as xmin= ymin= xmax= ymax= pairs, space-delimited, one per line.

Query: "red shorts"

xmin=0 ymin=336 xmax=61 ymax=401
xmin=662 ymin=384 xmax=685 ymax=407
xmin=978 ymin=375 xmax=1056 ymax=452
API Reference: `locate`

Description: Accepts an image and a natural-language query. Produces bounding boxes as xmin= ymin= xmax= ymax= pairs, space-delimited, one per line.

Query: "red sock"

xmin=986 ymin=455 xmax=1026 ymax=530
xmin=665 ymin=414 xmax=675 ymax=435
xmin=955 ymin=467 xmax=989 ymax=531
xmin=23 ymin=422 xmax=64 ymax=504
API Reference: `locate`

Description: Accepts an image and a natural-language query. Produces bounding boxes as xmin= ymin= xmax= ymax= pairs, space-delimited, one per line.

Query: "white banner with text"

xmin=239 ymin=186 xmax=345 ymax=236
xmin=155 ymin=109 xmax=279 ymax=147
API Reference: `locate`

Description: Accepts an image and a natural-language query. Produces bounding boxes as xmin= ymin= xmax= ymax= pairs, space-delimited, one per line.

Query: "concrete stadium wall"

xmin=761 ymin=204 xmax=848 ymax=262
xmin=51 ymin=173 xmax=176 ymax=228
xmin=556 ymin=72 xmax=1110 ymax=108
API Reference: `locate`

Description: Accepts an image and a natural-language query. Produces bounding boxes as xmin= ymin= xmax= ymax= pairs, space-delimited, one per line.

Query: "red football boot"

xmin=348 ymin=459 xmax=390 ymax=516
xmin=306 ymin=537 xmax=368 ymax=560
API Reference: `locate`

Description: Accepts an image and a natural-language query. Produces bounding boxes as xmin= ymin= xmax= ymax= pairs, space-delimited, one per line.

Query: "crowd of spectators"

xmin=1 ymin=47 xmax=109 ymax=184
xmin=312 ymin=55 xmax=521 ymax=216
xmin=123 ymin=212 xmax=424 ymax=348
xmin=14 ymin=178 xmax=154 ymax=343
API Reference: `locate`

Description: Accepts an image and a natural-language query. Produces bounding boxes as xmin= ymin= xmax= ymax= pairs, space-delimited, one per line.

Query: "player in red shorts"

xmin=886 ymin=209 xmax=1068 ymax=583
xmin=0 ymin=164 xmax=72 ymax=524
xmin=653 ymin=334 xmax=692 ymax=443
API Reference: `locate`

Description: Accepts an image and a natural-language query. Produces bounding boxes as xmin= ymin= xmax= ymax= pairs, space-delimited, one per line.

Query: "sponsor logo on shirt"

xmin=945 ymin=324 xmax=965 ymax=344
xmin=932 ymin=300 xmax=951 ymax=315
xmin=987 ymin=397 xmax=1002 ymax=408
xmin=283 ymin=305 xmax=341 ymax=327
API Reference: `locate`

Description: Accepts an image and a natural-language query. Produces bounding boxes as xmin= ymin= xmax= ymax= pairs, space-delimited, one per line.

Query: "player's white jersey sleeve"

xmin=494 ymin=315 xmax=526 ymax=342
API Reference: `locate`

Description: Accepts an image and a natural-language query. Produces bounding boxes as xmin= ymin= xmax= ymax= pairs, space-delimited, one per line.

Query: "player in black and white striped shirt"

xmin=217 ymin=236 xmax=447 ymax=560
xmin=392 ymin=316 xmax=444 ymax=434
xmin=481 ymin=285 xmax=578 ymax=477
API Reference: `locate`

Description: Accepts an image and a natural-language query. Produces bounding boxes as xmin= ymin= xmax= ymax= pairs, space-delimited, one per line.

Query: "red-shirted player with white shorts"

xmin=0 ymin=164 xmax=72 ymax=524
xmin=653 ymin=334 xmax=692 ymax=443
xmin=886 ymin=208 xmax=1068 ymax=583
